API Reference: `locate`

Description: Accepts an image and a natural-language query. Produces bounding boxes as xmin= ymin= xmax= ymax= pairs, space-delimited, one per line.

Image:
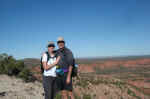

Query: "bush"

xmin=127 ymin=88 xmax=141 ymax=99
xmin=83 ymin=94 xmax=91 ymax=99
xmin=55 ymin=92 xmax=81 ymax=99
xmin=55 ymin=93 xmax=61 ymax=99
xmin=0 ymin=53 xmax=35 ymax=82
xmin=18 ymin=68 xmax=32 ymax=82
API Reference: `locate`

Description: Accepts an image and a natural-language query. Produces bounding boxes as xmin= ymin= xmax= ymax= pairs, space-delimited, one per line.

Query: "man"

xmin=56 ymin=37 xmax=74 ymax=99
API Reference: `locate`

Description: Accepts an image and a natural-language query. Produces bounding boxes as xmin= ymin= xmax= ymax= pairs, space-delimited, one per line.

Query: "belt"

xmin=62 ymin=68 xmax=69 ymax=72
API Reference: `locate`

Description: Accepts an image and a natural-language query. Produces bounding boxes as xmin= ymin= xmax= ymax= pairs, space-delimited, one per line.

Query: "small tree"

xmin=0 ymin=53 xmax=35 ymax=82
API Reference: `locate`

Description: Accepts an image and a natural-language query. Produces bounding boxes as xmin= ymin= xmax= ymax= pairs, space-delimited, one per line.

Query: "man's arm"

xmin=66 ymin=49 xmax=74 ymax=84
xmin=66 ymin=65 xmax=73 ymax=84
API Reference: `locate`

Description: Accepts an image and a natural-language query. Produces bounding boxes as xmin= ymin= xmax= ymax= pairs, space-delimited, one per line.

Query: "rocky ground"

xmin=0 ymin=74 xmax=150 ymax=99
xmin=0 ymin=75 xmax=44 ymax=99
xmin=73 ymin=74 xmax=150 ymax=99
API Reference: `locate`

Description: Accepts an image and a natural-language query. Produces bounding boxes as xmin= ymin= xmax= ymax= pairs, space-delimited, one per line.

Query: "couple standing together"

xmin=42 ymin=37 xmax=75 ymax=99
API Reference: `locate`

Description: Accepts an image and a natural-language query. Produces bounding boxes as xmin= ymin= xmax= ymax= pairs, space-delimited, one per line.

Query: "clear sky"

xmin=0 ymin=0 xmax=150 ymax=59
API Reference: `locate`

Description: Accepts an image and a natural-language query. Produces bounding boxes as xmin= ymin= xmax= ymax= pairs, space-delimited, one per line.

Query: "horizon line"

xmin=21 ymin=54 xmax=150 ymax=60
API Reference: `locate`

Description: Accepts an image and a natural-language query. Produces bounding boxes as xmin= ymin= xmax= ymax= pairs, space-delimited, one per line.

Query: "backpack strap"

xmin=45 ymin=51 xmax=50 ymax=61
xmin=45 ymin=51 xmax=57 ymax=61
xmin=40 ymin=51 xmax=54 ymax=74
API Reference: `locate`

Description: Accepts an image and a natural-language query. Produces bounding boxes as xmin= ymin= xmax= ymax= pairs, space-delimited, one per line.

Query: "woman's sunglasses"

xmin=48 ymin=44 xmax=55 ymax=47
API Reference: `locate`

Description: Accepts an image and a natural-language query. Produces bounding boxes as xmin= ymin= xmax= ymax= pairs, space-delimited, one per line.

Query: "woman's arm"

xmin=42 ymin=56 xmax=60 ymax=70
xmin=47 ymin=56 xmax=60 ymax=67
xmin=42 ymin=62 xmax=50 ymax=70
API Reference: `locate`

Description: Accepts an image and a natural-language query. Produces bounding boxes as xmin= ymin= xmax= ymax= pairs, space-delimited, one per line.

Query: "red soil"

xmin=78 ymin=58 xmax=150 ymax=72
xmin=30 ymin=58 xmax=150 ymax=95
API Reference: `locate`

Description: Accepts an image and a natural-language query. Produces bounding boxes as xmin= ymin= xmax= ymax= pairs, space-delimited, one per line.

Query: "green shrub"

xmin=127 ymin=89 xmax=141 ymax=99
xmin=18 ymin=68 xmax=35 ymax=82
xmin=55 ymin=93 xmax=61 ymax=99
xmin=83 ymin=94 xmax=91 ymax=99
xmin=55 ymin=92 xmax=81 ymax=99
xmin=0 ymin=53 xmax=35 ymax=82
xmin=74 ymin=94 xmax=81 ymax=99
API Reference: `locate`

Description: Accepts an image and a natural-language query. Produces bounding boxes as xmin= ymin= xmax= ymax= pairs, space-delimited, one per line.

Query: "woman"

xmin=42 ymin=41 xmax=60 ymax=99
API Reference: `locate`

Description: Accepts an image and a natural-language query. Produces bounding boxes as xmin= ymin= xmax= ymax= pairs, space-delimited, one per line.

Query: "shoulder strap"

xmin=45 ymin=51 xmax=57 ymax=61
xmin=45 ymin=51 xmax=50 ymax=61
xmin=53 ymin=50 xmax=57 ymax=57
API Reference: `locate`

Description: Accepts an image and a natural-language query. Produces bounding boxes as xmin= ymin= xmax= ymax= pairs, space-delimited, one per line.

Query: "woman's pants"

xmin=43 ymin=76 xmax=57 ymax=99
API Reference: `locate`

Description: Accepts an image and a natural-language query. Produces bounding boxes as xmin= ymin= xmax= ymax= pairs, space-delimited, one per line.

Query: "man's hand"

xmin=66 ymin=76 xmax=71 ymax=84
xmin=55 ymin=56 xmax=61 ymax=65
xmin=66 ymin=65 xmax=73 ymax=84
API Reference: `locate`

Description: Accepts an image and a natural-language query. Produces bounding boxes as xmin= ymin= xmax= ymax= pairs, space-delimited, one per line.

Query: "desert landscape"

xmin=1 ymin=0 xmax=150 ymax=99
xmin=0 ymin=54 xmax=150 ymax=99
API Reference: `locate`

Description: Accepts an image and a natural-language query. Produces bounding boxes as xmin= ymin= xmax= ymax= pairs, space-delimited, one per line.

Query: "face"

xmin=58 ymin=42 xmax=65 ymax=49
xmin=48 ymin=46 xmax=55 ymax=52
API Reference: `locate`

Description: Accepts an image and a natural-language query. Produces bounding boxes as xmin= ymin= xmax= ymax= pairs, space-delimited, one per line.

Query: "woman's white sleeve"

xmin=42 ymin=53 xmax=47 ymax=62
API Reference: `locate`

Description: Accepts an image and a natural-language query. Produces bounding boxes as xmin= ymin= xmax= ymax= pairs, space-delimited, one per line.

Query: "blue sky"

xmin=0 ymin=0 xmax=150 ymax=59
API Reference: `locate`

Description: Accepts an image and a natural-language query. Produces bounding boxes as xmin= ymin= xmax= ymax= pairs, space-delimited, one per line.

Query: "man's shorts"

xmin=56 ymin=73 xmax=73 ymax=91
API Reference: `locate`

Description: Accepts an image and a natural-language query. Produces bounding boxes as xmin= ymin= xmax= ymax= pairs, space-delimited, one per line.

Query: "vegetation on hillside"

xmin=0 ymin=53 xmax=35 ymax=82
